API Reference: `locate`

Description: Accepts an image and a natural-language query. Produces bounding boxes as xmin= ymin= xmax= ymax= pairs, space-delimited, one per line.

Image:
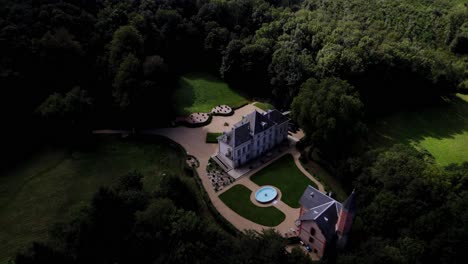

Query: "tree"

xmin=112 ymin=53 xmax=140 ymax=109
xmin=109 ymin=25 xmax=143 ymax=70
xmin=291 ymin=77 xmax=366 ymax=159
xmin=450 ymin=22 xmax=468 ymax=54
xmin=269 ymin=40 xmax=314 ymax=107
xmin=37 ymin=87 xmax=92 ymax=120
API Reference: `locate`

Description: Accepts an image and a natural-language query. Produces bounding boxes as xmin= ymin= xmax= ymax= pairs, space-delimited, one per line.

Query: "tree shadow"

xmin=372 ymin=94 xmax=468 ymax=148
xmin=173 ymin=77 xmax=195 ymax=116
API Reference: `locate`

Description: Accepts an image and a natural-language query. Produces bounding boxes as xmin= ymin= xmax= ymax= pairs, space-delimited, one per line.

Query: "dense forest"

xmin=1 ymin=0 xmax=467 ymax=263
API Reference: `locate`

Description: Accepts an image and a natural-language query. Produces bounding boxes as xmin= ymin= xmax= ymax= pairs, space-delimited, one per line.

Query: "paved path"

xmin=93 ymin=102 xmax=325 ymax=234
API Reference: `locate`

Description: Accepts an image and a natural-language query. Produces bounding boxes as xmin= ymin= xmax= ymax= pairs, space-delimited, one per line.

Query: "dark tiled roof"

xmin=225 ymin=109 xmax=289 ymax=148
xmin=299 ymin=185 xmax=335 ymax=209
xmin=299 ymin=186 xmax=342 ymax=240
xmin=266 ymin=109 xmax=289 ymax=124
xmin=242 ymin=111 xmax=275 ymax=135
xmin=233 ymin=123 xmax=251 ymax=147
xmin=314 ymin=202 xmax=340 ymax=240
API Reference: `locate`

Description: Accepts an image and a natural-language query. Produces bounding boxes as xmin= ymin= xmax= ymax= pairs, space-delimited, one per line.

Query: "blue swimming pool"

xmin=255 ymin=186 xmax=278 ymax=203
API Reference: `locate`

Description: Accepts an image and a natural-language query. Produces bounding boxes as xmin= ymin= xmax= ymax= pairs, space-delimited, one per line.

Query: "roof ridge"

xmin=313 ymin=201 xmax=335 ymax=220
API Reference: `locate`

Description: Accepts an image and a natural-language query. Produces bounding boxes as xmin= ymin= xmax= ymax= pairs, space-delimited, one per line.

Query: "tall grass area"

xmin=0 ymin=136 xmax=187 ymax=262
xmin=372 ymin=94 xmax=468 ymax=166
xmin=174 ymin=72 xmax=248 ymax=115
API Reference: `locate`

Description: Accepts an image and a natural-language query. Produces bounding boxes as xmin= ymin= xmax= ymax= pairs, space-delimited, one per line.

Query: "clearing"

xmin=372 ymin=94 xmax=468 ymax=166
xmin=174 ymin=72 xmax=248 ymax=115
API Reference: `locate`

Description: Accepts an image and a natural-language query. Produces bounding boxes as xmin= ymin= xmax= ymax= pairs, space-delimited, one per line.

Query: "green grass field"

xmin=219 ymin=185 xmax=285 ymax=226
xmin=0 ymin=136 xmax=186 ymax=263
xmin=250 ymin=154 xmax=317 ymax=208
xmin=174 ymin=72 xmax=248 ymax=115
xmin=372 ymin=94 xmax=468 ymax=166
xmin=254 ymin=102 xmax=275 ymax=111
xmin=206 ymin=132 xmax=222 ymax=143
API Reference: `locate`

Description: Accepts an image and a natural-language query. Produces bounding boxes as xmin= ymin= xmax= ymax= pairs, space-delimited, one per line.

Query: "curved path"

xmin=93 ymin=103 xmax=325 ymax=235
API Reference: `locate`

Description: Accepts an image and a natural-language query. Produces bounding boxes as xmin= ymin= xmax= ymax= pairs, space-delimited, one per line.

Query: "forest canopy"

xmin=0 ymin=0 xmax=467 ymax=263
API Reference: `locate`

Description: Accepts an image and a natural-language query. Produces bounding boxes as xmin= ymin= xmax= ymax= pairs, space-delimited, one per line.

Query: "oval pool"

xmin=255 ymin=186 xmax=278 ymax=203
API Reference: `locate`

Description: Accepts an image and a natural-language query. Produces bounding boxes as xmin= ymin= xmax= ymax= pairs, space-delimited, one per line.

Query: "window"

xmin=309 ymin=237 xmax=314 ymax=243
xmin=237 ymin=149 xmax=240 ymax=156
xmin=310 ymin=228 xmax=316 ymax=236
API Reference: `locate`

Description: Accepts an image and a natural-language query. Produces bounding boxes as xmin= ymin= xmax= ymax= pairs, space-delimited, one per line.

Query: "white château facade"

xmin=214 ymin=110 xmax=289 ymax=170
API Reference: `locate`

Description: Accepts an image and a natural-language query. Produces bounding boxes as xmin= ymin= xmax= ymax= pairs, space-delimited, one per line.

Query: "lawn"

xmin=372 ymin=94 xmax=468 ymax=166
xmin=219 ymin=185 xmax=285 ymax=226
xmin=0 ymin=136 xmax=186 ymax=263
xmin=206 ymin=132 xmax=223 ymax=143
xmin=254 ymin=102 xmax=275 ymax=111
xmin=250 ymin=154 xmax=317 ymax=208
xmin=174 ymin=72 xmax=248 ymax=115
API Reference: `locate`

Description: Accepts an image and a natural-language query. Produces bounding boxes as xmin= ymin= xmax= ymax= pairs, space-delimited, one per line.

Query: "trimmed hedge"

xmin=206 ymin=132 xmax=223 ymax=143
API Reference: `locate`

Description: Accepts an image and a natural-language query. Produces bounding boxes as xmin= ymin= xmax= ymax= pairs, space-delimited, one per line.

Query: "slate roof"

xmin=266 ymin=109 xmax=289 ymax=124
xmin=223 ymin=110 xmax=288 ymax=148
xmin=240 ymin=111 xmax=275 ymax=135
xmin=233 ymin=123 xmax=251 ymax=147
xmin=299 ymin=185 xmax=335 ymax=209
xmin=299 ymin=185 xmax=342 ymax=240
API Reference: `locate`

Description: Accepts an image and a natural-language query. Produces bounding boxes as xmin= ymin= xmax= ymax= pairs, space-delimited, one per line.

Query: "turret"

xmin=336 ymin=189 xmax=356 ymax=248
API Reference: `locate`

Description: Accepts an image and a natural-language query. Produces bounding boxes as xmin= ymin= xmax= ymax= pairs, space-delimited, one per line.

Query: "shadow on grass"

xmin=371 ymin=94 xmax=468 ymax=164
xmin=174 ymin=77 xmax=196 ymax=116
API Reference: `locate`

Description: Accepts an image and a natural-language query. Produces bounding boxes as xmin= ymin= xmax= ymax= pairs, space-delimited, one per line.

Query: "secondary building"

xmin=214 ymin=109 xmax=289 ymax=170
xmin=297 ymin=186 xmax=356 ymax=258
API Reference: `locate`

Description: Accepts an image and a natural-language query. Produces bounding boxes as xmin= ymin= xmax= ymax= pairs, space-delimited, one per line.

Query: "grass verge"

xmin=254 ymin=102 xmax=275 ymax=111
xmin=206 ymin=132 xmax=223 ymax=143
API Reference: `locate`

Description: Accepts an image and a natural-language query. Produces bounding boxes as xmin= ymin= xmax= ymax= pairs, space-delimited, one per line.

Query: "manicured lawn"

xmin=219 ymin=185 xmax=285 ymax=226
xmin=250 ymin=154 xmax=317 ymax=208
xmin=174 ymin=72 xmax=248 ymax=115
xmin=0 ymin=136 xmax=185 ymax=263
xmin=372 ymin=94 xmax=468 ymax=166
xmin=206 ymin=132 xmax=223 ymax=143
xmin=254 ymin=102 xmax=275 ymax=111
